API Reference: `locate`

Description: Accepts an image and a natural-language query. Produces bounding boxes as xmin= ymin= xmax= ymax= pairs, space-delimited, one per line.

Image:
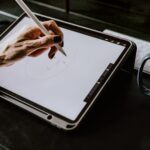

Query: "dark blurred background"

xmin=0 ymin=0 xmax=150 ymax=39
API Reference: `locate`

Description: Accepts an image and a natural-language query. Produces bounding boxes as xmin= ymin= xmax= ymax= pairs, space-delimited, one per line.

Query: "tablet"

xmin=0 ymin=14 xmax=136 ymax=130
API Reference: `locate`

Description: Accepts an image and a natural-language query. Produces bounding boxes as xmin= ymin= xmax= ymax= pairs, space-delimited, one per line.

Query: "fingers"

xmin=23 ymin=20 xmax=64 ymax=40
xmin=29 ymin=46 xmax=58 ymax=59
xmin=48 ymin=46 xmax=57 ymax=59
xmin=43 ymin=20 xmax=64 ymax=39
xmin=17 ymin=20 xmax=64 ymax=60
xmin=29 ymin=46 xmax=57 ymax=59
xmin=28 ymin=48 xmax=47 ymax=57
xmin=25 ymin=35 xmax=62 ymax=55
xmin=20 ymin=26 xmax=42 ymax=39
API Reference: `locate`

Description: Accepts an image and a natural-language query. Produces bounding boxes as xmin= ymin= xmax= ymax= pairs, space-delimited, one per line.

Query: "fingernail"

xmin=54 ymin=36 xmax=62 ymax=43
xmin=50 ymin=53 xmax=55 ymax=59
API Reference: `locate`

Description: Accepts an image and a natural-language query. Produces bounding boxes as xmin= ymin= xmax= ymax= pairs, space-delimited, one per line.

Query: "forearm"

xmin=0 ymin=43 xmax=26 ymax=67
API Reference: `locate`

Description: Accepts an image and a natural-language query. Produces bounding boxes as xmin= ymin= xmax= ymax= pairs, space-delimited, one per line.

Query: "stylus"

xmin=15 ymin=0 xmax=67 ymax=56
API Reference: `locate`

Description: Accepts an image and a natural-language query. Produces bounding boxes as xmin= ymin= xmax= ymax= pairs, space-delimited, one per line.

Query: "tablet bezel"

xmin=0 ymin=13 xmax=136 ymax=129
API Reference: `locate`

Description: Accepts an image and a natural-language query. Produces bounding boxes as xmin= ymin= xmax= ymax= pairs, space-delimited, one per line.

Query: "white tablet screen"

xmin=0 ymin=17 xmax=125 ymax=120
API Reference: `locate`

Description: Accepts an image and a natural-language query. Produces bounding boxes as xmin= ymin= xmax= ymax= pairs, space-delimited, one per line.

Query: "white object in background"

xmin=104 ymin=29 xmax=150 ymax=74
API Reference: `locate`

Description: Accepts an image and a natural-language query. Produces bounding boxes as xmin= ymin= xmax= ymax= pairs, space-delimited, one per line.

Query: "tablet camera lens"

xmin=47 ymin=115 xmax=52 ymax=120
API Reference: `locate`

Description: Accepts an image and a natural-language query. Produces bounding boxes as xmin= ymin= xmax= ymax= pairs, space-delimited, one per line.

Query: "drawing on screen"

xmin=0 ymin=20 xmax=78 ymax=81
xmin=25 ymin=47 xmax=76 ymax=80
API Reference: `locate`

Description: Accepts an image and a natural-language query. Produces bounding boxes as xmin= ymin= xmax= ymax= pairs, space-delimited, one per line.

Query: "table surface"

xmin=1 ymin=2 xmax=150 ymax=150
xmin=1 ymin=70 xmax=150 ymax=150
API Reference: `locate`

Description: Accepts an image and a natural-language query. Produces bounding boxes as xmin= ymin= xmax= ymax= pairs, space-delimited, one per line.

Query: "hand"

xmin=0 ymin=20 xmax=64 ymax=67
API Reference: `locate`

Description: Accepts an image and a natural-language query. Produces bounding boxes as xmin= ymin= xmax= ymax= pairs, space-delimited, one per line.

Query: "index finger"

xmin=20 ymin=20 xmax=64 ymax=40
xmin=43 ymin=20 xmax=64 ymax=40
